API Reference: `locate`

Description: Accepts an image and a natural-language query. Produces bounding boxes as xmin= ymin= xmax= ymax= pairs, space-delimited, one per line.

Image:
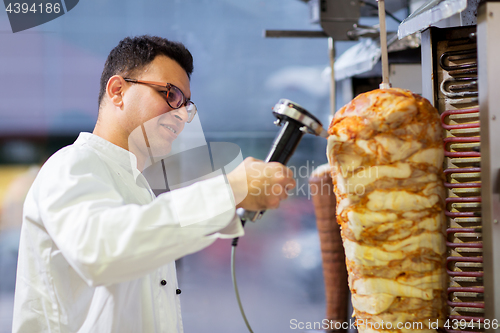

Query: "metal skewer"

xmin=328 ymin=37 xmax=336 ymax=120
xmin=377 ymin=0 xmax=391 ymax=89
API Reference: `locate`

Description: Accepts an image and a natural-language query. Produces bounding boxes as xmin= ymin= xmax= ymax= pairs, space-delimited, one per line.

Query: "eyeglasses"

xmin=124 ymin=78 xmax=197 ymax=123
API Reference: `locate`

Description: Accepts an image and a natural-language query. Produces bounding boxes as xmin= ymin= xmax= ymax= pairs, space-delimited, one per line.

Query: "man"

xmin=12 ymin=36 xmax=295 ymax=332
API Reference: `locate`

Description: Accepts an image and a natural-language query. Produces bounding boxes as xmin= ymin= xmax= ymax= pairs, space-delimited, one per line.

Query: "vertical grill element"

xmin=435 ymin=27 xmax=483 ymax=332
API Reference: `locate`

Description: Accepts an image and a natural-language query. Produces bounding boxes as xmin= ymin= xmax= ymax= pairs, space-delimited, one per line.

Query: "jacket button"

xmin=160 ymin=280 xmax=167 ymax=286
xmin=176 ymin=288 xmax=182 ymax=295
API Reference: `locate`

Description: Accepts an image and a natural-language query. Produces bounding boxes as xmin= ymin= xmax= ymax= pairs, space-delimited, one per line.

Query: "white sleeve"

xmin=31 ymin=147 xmax=244 ymax=287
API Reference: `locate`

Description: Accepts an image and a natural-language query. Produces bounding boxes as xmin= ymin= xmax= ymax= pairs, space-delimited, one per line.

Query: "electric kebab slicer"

xmin=236 ymin=99 xmax=329 ymax=224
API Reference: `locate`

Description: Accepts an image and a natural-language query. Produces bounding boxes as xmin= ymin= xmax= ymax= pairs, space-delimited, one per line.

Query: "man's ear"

xmin=106 ymin=75 xmax=126 ymax=107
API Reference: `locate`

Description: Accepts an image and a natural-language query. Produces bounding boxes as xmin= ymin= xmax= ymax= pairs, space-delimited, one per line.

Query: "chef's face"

xmin=123 ymin=55 xmax=191 ymax=165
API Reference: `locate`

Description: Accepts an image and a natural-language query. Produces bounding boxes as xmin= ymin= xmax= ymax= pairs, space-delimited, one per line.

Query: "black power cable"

xmin=231 ymin=238 xmax=254 ymax=333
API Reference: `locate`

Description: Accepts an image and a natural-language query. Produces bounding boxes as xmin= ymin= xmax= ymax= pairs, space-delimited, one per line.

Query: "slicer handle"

xmin=238 ymin=118 xmax=305 ymax=223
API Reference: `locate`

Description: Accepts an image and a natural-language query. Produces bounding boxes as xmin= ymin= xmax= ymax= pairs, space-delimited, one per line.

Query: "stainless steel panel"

xmin=421 ymin=28 xmax=436 ymax=104
xmin=478 ymin=2 xmax=500 ymax=331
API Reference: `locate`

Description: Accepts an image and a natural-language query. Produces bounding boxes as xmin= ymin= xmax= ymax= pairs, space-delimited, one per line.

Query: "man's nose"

xmin=171 ymin=106 xmax=189 ymax=123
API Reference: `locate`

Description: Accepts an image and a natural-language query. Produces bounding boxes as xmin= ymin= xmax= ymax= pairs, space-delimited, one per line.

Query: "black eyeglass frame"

xmin=123 ymin=78 xmax=197 ymax=123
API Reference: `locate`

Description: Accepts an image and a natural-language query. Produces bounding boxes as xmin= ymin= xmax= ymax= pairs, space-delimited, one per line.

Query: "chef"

xmin=12 ymin=35 xmax=295 ymax=333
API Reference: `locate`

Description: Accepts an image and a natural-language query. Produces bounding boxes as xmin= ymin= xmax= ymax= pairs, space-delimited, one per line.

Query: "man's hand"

xmin=227 ymin=157 xmax=296 ymax=211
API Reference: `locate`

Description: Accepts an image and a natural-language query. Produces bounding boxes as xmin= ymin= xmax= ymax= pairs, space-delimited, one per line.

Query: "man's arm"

xmin=32 ymin=147 xmax=238 ymax=287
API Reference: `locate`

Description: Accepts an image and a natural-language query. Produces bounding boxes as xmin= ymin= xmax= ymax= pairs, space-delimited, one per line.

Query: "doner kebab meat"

xmin=327 ymin=88 xmax=446 ymax=332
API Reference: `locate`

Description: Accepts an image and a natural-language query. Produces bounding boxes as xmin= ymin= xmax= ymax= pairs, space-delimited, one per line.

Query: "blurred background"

xmin=0 ymin=0 xmax=415 ymax=332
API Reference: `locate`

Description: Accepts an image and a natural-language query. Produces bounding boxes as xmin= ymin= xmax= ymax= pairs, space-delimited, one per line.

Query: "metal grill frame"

xmin=421 ymin=24 xmax=484 ymax=332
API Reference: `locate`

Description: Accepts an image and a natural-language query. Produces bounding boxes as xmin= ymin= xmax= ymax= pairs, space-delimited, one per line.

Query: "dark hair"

xmin=98 ymin=35 xmax=194 ymax=109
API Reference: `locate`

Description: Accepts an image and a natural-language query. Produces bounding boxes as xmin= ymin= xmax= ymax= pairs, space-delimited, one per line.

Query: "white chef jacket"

xmin=12 ymin=132 xmax=244 ymax=333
